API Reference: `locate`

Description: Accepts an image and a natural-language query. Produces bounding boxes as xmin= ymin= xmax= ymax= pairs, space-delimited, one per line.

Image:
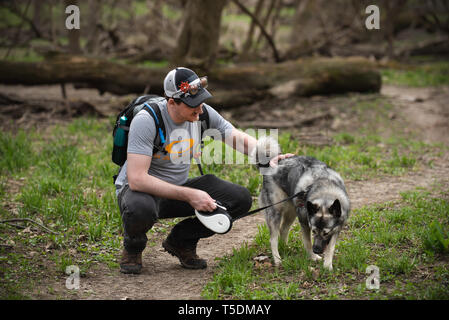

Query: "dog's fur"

xmin=252 ymin=137 xmax=350 ymax=270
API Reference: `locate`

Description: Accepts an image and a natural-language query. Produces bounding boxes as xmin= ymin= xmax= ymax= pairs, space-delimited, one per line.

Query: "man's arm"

xmin=226 ymin=128 xmax=295 ymax=165
xmin=226 ymin=128 xmax=257 ymax=156
xmin=127 ymin=153 xmax=217 ymax=212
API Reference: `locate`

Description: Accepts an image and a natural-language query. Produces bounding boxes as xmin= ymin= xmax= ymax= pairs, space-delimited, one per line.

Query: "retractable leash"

xmin=195 ymin=191 xmax=304 ymax=234
xmin=195 ymin=177 xmax=304 ymax=234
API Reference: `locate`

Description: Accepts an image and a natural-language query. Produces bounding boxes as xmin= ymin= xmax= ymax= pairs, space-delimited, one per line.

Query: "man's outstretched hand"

xmin=269 ymin=153 xmax=296 ymax=167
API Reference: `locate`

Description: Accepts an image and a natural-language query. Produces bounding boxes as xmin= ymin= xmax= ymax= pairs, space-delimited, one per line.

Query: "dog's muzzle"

xmin=312 ymin=237 xmax=330 ymax=254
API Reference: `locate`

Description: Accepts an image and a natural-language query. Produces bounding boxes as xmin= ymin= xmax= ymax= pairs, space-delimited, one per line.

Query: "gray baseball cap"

xmin=164 ymin=67 xmax=212 ymax=108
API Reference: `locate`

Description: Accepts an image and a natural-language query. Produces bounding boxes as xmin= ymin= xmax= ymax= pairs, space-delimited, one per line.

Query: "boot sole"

xmin=162 ymin=241 xmax=207 ymax=270
xmin=120 ymin=264 xmax=142 ymax=274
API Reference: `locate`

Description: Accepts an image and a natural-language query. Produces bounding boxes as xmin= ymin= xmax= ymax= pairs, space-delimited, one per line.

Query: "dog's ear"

xmin=306 ymin=201 xmax=319 ymax=216
xmin=329 ymin=199 xmax=341 ymax=218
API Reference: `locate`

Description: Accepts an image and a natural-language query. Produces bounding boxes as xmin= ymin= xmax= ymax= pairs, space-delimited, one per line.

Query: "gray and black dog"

xmin=252 ymin=137 xmax=350 ymax=271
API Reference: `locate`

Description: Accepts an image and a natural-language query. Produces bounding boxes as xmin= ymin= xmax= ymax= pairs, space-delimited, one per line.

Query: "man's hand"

xmin=188 ymin=189 xmax=217 ymax=212
xmin=269 ymin=153 xmax=296 ymax=167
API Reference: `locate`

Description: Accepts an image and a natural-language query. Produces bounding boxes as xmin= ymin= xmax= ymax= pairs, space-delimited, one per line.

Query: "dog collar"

xmin=258 ymin=162 xmax=270 ymax=168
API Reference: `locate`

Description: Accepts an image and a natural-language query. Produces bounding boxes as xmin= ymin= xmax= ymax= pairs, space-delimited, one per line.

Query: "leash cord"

xmin=233 ymin=191 xmax=304 ymax=221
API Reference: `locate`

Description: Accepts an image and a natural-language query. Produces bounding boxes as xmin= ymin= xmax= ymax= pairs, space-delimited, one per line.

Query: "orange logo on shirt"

xmin=165 ymin=139 xmax=195 ymax=155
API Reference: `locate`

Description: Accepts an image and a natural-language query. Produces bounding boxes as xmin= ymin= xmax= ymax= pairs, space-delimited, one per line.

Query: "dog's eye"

xmin=312 ymin=229 xmax=318 ymax=235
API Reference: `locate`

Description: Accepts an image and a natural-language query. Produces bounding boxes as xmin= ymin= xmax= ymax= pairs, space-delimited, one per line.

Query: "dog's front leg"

xmin=270 ymin=230 xmax=282 ymax=266
xmin=300 ymin=224 xmax=322 ymax=261
xmin=323 ymin=234 xmax=338 ymax=271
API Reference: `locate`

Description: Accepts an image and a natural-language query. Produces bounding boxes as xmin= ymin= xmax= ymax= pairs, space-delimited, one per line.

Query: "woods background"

xmin=1 ymin=0 xmax=448 ymax=107
xmin=1 ymin=0 xmax=449 ymax=301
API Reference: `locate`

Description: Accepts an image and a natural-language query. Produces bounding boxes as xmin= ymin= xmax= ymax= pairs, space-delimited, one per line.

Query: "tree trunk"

xmin=171 ymin=0 xmax=228 ymax=72
xmin=86 ymin=0 xmax=101 ymax=54
xmin=0 ymin=54 xmax=381 ymax=108
xmin=32 ymin=0 xmax=42 ymax=35
xmin=241 ymin=0 xmax=265 ymax=54
xmin=383 ymin=0 xmax=408 ymax=59
xmin=232 ymin=0 xmax=281 ymax=62
xmin=65 ymin=0 xmax=82 ymax=54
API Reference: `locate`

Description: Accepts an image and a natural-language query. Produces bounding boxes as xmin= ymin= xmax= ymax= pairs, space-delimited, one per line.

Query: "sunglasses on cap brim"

xmin=171 ymin=76 xmax=208 ymax=99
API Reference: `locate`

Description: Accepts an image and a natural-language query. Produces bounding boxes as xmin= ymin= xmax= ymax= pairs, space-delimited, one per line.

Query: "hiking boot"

xmin=120 ymin=249 xmax=142 ymax=274
xmin=162 ymin=239 xmax=207 ymax=269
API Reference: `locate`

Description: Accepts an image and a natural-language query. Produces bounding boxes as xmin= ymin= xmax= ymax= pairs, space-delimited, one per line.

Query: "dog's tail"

xmin=250 ymin=136 xmax=281 ymax=168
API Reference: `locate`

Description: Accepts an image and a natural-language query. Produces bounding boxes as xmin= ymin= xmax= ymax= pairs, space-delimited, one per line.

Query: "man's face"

xmin=177 ymin=101 xmax=204 ymax=122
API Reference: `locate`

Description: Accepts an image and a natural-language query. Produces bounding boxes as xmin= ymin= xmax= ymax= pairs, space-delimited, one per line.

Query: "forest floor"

xmin=0 ymin=81 xmax=448 ymax=300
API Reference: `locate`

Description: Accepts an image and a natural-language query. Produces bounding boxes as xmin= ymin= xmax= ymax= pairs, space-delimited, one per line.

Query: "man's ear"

xmin=307 ymin=201 xmax=319 ymax=216
xmin=329 ymin=199 xmax=341 ymax=218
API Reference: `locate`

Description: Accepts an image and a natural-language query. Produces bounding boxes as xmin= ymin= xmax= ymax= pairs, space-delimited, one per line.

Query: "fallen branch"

xmin=0 ymin=218 xmax=58 ymax=234
xmin=0 ymin=55 xmax=381 ymax=106
xmin=0 ymin=92 xmax=105 ymax=118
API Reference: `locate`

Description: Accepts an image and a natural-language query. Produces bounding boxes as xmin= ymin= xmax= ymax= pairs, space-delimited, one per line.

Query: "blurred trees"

xmin=0 ymin=0 xmax=447 ymax=68
xmin=171 ymin=0 xmax=228 ymax=71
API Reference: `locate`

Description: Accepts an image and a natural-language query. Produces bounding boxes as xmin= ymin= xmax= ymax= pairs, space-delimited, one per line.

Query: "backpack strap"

xmin=143 ymin=102 xmax=168 ymax=155
xmin=196 ymin=106 xmax=211 ymax=176
xmin=199 ymin=105 xmax=210 ymax=137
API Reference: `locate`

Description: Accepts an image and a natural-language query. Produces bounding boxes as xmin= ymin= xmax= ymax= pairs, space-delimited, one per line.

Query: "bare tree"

xmin=382 ymin=0 xmax=408 ymax=58
xmin=241 ymin=0 xmax=265 ymax=55
xmin=232 ymin=0 xmax=281 ymax=62
xmin=86 ymin=0 xmax=102 ymax=54
xmin=171 ymin=0 xmax=228 ymax=71
xmin=417 ymin=0 xmax=449 ymax=34
xmin=146 ymin=0 xmax=163 ymax=46
xmin=65 ymin=0 xmax=82 ymax=54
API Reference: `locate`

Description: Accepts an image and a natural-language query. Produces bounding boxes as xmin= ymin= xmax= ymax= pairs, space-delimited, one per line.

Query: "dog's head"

xmin=306 ymin=199 xmax=344 ymax=254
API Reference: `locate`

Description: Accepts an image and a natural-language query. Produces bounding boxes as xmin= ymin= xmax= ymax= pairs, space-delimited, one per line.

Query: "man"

xmin=115 ymin=67 xmax=290 ymax=274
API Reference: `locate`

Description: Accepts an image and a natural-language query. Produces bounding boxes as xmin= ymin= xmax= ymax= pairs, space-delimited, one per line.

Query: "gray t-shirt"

xmin=114 ymin=98 xmax=234 ymax=196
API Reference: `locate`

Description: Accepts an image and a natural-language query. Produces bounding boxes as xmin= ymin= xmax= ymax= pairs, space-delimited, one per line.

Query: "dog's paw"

xmin=310 ymin=253 xmax=322 ymax=261
xmin=272 ymin=255 xmax=282 ymax=267
xmin=323 ymin=262 xmax=333 ymax=271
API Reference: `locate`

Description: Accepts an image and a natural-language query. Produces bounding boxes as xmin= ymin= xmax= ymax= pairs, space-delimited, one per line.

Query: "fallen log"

xmin=0 ymin=54 xmax=381 ymax=108
xmin=0 ymin=92 xmax=105 ymax=118
xmin=0 ymin=53 xmax=167 ymax=95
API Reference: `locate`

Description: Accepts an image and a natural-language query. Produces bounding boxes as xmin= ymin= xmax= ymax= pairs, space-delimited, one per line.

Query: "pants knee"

xmin=227 ymin=185 xmax=253 ymax=217
xmin=119 ymin=189 xmax=158 ymax=235
xmin=236 ymin=186 xmax=253 ymax=213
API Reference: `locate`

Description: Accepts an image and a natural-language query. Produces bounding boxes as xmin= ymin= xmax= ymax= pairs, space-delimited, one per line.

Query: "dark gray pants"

xmin=117 ymin=174 xmax=253 ymax=254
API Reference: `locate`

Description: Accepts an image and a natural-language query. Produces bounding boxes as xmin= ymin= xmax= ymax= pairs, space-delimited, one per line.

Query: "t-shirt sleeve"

xmin=127 ymin=111 xmax=156 ymax=157
xmin=203 ymin=104 xmax=234 ymax=139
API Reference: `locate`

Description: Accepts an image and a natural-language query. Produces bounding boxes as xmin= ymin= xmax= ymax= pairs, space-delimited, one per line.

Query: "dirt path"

xmin=13 ymin=84 xmax=449 ymax=300
xmin=72 ymin=155 xmax=448 ymax=300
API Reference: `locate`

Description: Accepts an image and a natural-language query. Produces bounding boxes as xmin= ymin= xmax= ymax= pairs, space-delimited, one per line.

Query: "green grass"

xmin=0 ymin=129 xmax=37 ymax=174
xmin=0 ymin=117 xmax=121 ymax=298
xmin=202 ymin=190 xmax=449 ymax=300
xmin=381 ymin=61 xmax=449 ymax=87
xmin=0 ymin=104 xmax=444 ymax=298
xmin=196 ymin=129 xmax=436 ymax=193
